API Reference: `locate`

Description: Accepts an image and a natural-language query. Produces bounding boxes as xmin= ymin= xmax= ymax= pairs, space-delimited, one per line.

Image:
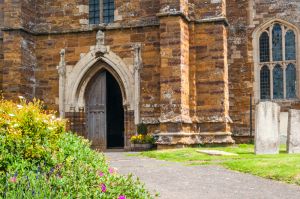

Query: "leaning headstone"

xmin=255 ymin=102 xmax=280 ymax=155
xmin=287 ymin=109 xmax=300 ymax=154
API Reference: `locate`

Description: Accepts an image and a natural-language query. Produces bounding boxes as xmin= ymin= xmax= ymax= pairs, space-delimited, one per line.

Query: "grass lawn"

xmin=138 ymin=144 xmax=300 ymax=185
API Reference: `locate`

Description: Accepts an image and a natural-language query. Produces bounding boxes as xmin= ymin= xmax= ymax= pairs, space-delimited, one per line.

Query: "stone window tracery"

xmin=89 ymin=0 xmax=115 ymax=24
xmin=258 ymin=22 xmax=298 ymax=100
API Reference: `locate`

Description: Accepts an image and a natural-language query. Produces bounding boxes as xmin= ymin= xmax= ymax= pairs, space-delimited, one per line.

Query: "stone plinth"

xmin=156 ymin=132 xmax=234 ymax=150
xmin=255 ymin=102 xmax=280 ymax=155
xmin=287 ymin=109 xmax=300 ymax=154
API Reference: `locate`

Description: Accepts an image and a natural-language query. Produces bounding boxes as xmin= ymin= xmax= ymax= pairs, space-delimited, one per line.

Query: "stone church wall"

xmin=0 ymin=39 xmax=3 ymax=91
xmin=228 ymin=0 xmax=300 ymax=137
xmin=1 ymin=31 xmax=36 ymax=100
xmin=8 ymin=0 xmax=300 ymax=144
xmin=33 ymin=0 xmax=160 ymax=32
xmin=190 ymin=0 xmax=225 ymax=19
xmin=0 ymin=0 xmax=234 ymax=145
xmin=0 ymin=0 xmax=4 ymax=91
xmin=191 ymin=22 xmax=230 ymax=133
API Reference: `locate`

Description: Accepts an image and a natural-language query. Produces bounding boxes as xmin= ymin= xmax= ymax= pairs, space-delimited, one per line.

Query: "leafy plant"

xmin=0 ymin=98 xmax=153 ymax=198
xmin=0 ymin=98 xmax=64 ymax=172
xmin=137 ymin=123 xmax=148 ymax=135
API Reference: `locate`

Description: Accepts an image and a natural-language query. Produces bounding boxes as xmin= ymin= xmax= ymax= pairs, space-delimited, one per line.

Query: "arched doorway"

xmin=85 ymin=69 xmax=124 ymax=150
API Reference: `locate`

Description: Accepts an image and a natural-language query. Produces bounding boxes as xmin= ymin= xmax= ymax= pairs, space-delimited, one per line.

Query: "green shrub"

xmin=0 ymin=98 xmax=64 ymax=172
xmin=0 ymin=99 xmax=152 ymax=198
xmin=137 ymin=123 xmax=147 ymax=135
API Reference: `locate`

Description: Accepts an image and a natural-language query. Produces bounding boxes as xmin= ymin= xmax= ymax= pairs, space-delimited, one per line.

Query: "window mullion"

xmin=282 ymin=26 xmax=286 ymax=99
xmin=270 ymin=64 xmax=274 ymax=100
xmin=270 ymin=25 xmax=273 ymax=62
xmin=282 ymin=26 xmax=286 ymax=62
xmin=269 ymin=26 xmax=273 ymax=100
xmin=99 ymin=0 xmax=103 ymax=23
xmin=283 ymin=63 xmax=287 ymax=99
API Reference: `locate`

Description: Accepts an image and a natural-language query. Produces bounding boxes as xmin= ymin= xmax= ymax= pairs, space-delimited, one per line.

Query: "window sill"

xmin=258 ymin=98 xmax=300 ymax=103
xmin=88 ymin=22 xmax=119 ymax=29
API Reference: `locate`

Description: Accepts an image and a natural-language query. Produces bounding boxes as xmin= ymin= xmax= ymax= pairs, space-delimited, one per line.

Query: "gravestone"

xmin=287 ymin=109 xmax=300 ymax=154
xmin=280 ymin=112 xmax=288 ymax=144
xmin=255 ymin=102 xmax=280 ymax=155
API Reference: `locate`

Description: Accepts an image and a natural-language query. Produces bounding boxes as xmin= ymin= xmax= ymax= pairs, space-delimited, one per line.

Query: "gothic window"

xmin=272 ymin=24 xmax=283 ymax=61
xmin=273 ymin=65 xmax=284 ymax=99
xmin=285 ymin=30 xmax=296 ymax=60
xmin=89 ymin=0 xmax=115 ymax=24
xmin=258 ymin=22 xmax=298 ymax=100
xmin=260 ymin=32 xmax=270 ymax=62
xmin=286 ymin=63 xmax=297 ymax=99
xmin=89 ymin=0 xmax=100 ymax=24
xmin=260 ymin=65 xmax=270 ymax=100
xmin=103 ymin=0 xmax=115 ymax=24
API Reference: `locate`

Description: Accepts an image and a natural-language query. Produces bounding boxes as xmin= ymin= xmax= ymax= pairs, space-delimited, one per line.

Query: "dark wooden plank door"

xmin=85 ymin=71 xmax=107 ymax=150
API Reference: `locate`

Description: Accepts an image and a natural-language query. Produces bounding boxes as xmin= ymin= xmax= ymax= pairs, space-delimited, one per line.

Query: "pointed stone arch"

xmin=64 ymin=47 xmax=135 ymax=112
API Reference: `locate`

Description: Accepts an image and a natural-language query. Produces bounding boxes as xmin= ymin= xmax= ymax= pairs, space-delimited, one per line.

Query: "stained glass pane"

xmin=259 ymin=32 xmax=270 ymax=62
xmin=286 ymin=63 xmax=297 ymax=99
xmin=260 ymin=65 xmax=270 ymax=99
xmin=103 ymin=0 xmax=114 ymax=23
xmin=272 ymin=24 xmax=283 ymax=61
xmin=285 ymin=30 xmax=296 ymax=60
xmin=273 ymin=64 xmax=284 ymax=99
xmin=89 ymin=0 xmax=100 ymax=24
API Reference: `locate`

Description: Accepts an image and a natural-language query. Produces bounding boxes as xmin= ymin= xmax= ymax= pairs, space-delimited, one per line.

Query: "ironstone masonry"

xmin=1 ymin=0 xmax=300 ymax=149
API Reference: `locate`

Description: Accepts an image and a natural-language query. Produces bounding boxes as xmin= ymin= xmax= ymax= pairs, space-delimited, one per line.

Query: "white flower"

xmin=51 ymin=115 xmax=56 ymax=120
xmin=18 ymin=96 xmax=25 ymax=100
xmin=17 ymin=105 xmax=23 ymax=109
xmin=8 ymin=113 xmax=15 ymax=117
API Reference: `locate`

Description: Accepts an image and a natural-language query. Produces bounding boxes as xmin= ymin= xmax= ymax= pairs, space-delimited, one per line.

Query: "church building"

xmin=0 ymin=0 xmax=299 ymax=150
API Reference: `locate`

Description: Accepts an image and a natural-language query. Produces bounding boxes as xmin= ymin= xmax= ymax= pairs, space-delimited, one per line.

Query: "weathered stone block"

xmin=287 ymin=109 xmax=300 ymax=154
xmin=255 ymin=102 xmax=280 ymax=155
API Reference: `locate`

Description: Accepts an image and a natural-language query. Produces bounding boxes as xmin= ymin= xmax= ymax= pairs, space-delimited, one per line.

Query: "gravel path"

xmin=105 ymin=152 xmax=300 ymax=199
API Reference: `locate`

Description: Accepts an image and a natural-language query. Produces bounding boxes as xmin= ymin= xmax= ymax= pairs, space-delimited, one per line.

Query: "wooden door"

xmin=85 ymin=71 xmax=107 ymax=150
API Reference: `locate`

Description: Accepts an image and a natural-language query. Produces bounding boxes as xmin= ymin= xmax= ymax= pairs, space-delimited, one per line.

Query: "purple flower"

xmin=100 ymin=183 xmax=106 ymax=192
xmin=9 ymin=177 xmax=17 ymax=183
xmin=109 ymin=167 xmax=117 ymax=174
xmin=98 ymin=171 xmax=104 ymax=177
xmin=118 ymin=196 xmax=126 ymax=199
xmin=109 ymin=167 xmax=114 ymax=174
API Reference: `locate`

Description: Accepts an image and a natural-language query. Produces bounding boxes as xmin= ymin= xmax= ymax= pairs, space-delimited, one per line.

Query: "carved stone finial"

xmin=57 ymin=49 xmax=66 ymax=76
xmin=60 ymin=49 xmax=65 ymax=64
xmin=133 ymin=43 xmax=143 ymax=71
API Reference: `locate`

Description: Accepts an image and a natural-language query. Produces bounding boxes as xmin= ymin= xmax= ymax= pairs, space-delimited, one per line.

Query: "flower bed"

xmin=0 ymin=98 xmax=152 ymax=198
